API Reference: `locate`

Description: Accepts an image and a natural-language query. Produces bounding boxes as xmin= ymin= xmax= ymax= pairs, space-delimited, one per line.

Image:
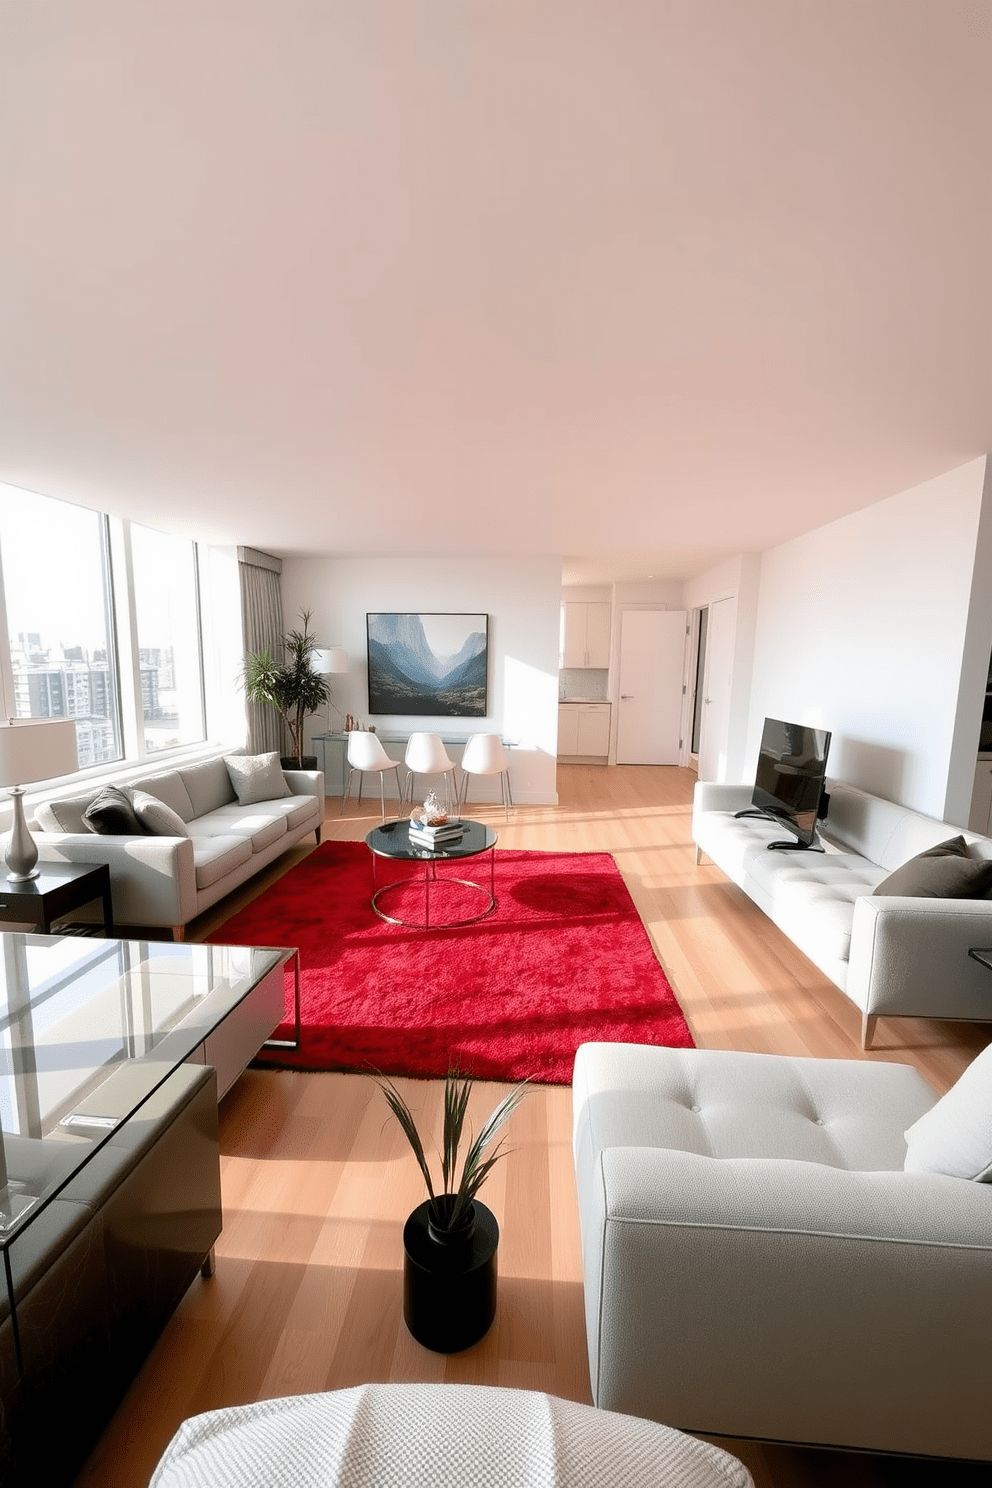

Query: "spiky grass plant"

xmin=377 ymin=1070 xmax=528 ymax=1234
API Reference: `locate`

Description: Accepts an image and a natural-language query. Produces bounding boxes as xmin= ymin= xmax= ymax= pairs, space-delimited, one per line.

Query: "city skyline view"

xmin=0 ymin=483 xmax=206 ymax=765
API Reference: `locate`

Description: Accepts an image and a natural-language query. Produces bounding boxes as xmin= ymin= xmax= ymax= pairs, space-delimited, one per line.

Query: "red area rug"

xmin=206 ymin=840 xmax=694 ymax=1084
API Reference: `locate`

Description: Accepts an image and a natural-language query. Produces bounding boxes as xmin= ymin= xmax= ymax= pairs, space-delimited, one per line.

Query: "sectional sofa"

xmin=692 ymin=776 xmax=992 ymax=1047
xmin=31 ymin=753 xmax=324 ymax=940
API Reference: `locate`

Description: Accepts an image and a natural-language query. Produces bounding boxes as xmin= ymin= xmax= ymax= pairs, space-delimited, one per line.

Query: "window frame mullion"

xmin=0 ymin=538 xmax=16 ymax=724
xmin=108 ymin=517 xmax=145 ymax=761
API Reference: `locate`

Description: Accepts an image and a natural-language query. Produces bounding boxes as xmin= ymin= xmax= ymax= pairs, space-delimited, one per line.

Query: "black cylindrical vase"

xmin=402 ymin=1199 xmax=499 ymax=1353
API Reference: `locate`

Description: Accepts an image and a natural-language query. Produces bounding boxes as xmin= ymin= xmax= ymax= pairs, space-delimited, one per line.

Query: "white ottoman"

xmin=149 ymin=1382 xmax=752 ymax=1488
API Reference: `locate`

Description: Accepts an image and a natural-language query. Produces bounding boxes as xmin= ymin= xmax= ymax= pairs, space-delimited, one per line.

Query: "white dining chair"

xmin=402 ymin=732 xmax=458 ymax=816
xmin=459 ymin=734 xmax=513 ymax=819
xmin=342 ymin=732 xmax=402 ymax=819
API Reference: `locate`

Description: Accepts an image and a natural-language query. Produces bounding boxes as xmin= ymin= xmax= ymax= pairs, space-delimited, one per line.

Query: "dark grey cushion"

xmin=83 ymin=785 xmax=144 ymax=836
xmin=874 ymin=836 xmax=992 ymax=899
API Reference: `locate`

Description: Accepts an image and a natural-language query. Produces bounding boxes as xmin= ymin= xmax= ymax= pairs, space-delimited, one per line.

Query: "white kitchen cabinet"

xmin=577 ymin=704 xmax=611 ymax=755
xmin=558 ymin=704 xmax=580 ymax=755
xmin=558 ymin=703 xmax=611 ymax=759
xmin=561 ymin=602 xmax=612 ymax=668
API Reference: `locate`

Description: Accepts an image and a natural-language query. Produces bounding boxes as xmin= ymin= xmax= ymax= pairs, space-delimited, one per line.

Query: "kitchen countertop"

xmin=558 ymin=697 xmax=610 ymax=704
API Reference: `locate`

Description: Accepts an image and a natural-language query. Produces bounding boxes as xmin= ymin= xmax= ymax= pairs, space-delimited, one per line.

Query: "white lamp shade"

xmin=313 ymin=647 xmax=348 ymax=675
xmin=0 ymin=718 xmax=79 ymax=788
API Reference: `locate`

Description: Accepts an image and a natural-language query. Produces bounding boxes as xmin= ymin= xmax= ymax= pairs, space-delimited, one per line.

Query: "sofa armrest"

xmin=586 ymin=1146 xmax=992 ymax=1454
xmin=691 ymin=782 xmax=755 ymax=866
xmin=282 ymin=769 xmax=324 ymax=807
xmin=847 ymin=893 xmax=992 ymax=1024
xmin=691 ymin=781 xmax=754 ymax=817
xmin=34 ymin=832 xmax=197 ymax=930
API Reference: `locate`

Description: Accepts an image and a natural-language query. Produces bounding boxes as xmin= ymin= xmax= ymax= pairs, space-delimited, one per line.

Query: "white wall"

xmin=745 ymin=457 xmax=992 ymax=822
xmin=681 ymin=554 xmax=761 ymax=780
xmin=281 ymin=555 xmax=562 ymax=804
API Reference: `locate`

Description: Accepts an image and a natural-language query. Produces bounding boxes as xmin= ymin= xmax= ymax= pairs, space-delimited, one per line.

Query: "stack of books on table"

xmin=408 ymin=817 xmax=464 ymax=849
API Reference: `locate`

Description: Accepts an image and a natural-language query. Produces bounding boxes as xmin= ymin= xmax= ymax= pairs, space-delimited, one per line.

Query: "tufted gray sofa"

xmin=572 ymin=1040 xmax=992 ymax=1460
xmin=692 ymin=776 xmax=992 ymax=1047
xmin=30 ymin=755 xmax=323 ymax=939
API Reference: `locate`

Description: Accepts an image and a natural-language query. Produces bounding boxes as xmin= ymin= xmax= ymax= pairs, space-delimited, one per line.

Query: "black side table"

xmin=0 ymin=862 xmax=114 ymax=936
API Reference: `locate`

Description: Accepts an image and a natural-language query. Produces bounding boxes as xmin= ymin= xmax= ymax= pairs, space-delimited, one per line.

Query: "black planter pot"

xmin=280 ymin=755 xmax=318 ymax=771
xmin=402 ymin=1199 xmax=498 ymax=1353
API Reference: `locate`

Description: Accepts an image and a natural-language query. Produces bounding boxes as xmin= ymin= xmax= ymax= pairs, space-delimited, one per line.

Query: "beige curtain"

xmin=238 ymin=547 xmax=285 ymax=754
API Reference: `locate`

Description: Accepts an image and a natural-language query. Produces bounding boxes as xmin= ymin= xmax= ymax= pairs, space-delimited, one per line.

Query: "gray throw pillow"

xmin=224 ymin=752 xmax=291 ymax=806
xmin=873 ymin=836 xmax=992 ymax=899
xmin=83 ymin=785 xmax=144 ymax=836
xmin=129 ymin=789 xmax=190 ymax=837
xmin=904 ymin=1040 xmax=992 ymax=1180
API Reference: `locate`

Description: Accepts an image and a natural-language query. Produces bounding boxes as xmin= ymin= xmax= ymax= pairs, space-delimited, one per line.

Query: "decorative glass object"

xmin=411 ymin=789 xmax=448 ymax=827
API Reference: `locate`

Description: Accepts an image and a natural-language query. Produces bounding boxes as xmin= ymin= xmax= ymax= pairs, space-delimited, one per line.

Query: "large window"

xmin=0 ymin=485 xmax=210 ymax=771
xmin=130 ymin=524 xmax=205 ymax=753
xmin=0 ymin=486 xmax=122 ymax=767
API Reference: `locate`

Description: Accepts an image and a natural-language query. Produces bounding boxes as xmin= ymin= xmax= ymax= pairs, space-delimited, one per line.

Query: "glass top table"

xmin=0 ymin=934 xmax=290 ymax=1244
xmin=365 ymin=819 xmax=498 ymax=928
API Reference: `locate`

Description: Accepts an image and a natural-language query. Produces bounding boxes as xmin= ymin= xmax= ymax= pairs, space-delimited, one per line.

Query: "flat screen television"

xmin=748 ymin=717 xmax=832 ymax=847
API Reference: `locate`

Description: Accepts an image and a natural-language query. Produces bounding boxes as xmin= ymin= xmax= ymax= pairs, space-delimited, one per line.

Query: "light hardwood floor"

xmin=74 ymin=765 xmax=990 ymax=1487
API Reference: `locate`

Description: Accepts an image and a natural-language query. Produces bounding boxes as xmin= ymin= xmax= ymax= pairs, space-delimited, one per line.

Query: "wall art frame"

xmin=366 ymin=612 xmax=488 ymax=717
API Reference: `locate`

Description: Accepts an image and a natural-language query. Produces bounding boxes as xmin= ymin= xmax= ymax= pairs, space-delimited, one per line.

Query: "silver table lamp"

xmin=0 ymin=718 xmax=79 ymax=881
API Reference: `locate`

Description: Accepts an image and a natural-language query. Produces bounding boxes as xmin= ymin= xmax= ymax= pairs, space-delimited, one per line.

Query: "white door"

xmin=698 ymin=597 xmax=735 ymax=781
xmin=616 ymin=610 xmax=687 ymax=764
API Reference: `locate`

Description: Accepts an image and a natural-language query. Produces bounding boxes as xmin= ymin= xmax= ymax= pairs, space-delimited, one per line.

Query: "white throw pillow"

xmin=130 ymin=789 xmax=190 ymax=838
xmin=904 ymin=1040 xmax=992 ymax=1180
xmin=224 ymin=751 xmax=292 ymax=806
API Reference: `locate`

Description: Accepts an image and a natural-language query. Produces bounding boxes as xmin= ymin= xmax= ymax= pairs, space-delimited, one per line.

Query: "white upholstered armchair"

xmin=572 ymin=1041 xmax=992 ymax=1460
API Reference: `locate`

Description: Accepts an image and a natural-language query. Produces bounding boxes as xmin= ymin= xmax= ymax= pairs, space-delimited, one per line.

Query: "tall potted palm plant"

xmin=241 ymin=609 xmax=329 ymax=767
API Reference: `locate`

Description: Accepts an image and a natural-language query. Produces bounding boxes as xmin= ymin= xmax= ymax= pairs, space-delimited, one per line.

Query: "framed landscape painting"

xmin=366 ymin=613 xmax=488 ymax=717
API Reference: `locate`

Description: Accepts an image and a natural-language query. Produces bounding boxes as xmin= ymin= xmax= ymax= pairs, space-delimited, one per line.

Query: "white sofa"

xmin=692 ymin=777 xmax=992 ymax=1047
xmin=572 ymin=1040 xmax=992 ymax=1459
xmin=31 ymin=754 xmax=324 ymax=939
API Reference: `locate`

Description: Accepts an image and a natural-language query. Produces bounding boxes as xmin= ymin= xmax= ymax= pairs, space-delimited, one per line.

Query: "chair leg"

xmin=340 ymin=767 xmax=353 ymax=815
xmin=862 ymin=1012 xmax=878 ymax=1050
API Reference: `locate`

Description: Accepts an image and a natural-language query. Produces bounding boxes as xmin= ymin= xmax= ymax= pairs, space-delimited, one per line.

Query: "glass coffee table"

xmin=0 ymin=934 xmax=297 ymax=1236
xmin=365 ymin=819 xmax=498 ymax=928
xmin=0 ymin=933 xmax=304 ymax=1486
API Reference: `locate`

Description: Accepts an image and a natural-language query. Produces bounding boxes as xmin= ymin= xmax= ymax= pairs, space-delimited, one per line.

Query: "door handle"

xmin=620 ymin=694 xmax=633 ymax=699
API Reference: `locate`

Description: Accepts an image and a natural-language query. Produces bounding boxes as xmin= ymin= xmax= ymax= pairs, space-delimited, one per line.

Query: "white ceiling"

xmin=2 ymin=2 xmax=991 ymax=585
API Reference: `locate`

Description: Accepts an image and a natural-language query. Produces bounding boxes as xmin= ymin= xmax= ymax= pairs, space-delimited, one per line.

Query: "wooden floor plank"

xmin=73 ymin=766 xmax=989 ymax=1487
